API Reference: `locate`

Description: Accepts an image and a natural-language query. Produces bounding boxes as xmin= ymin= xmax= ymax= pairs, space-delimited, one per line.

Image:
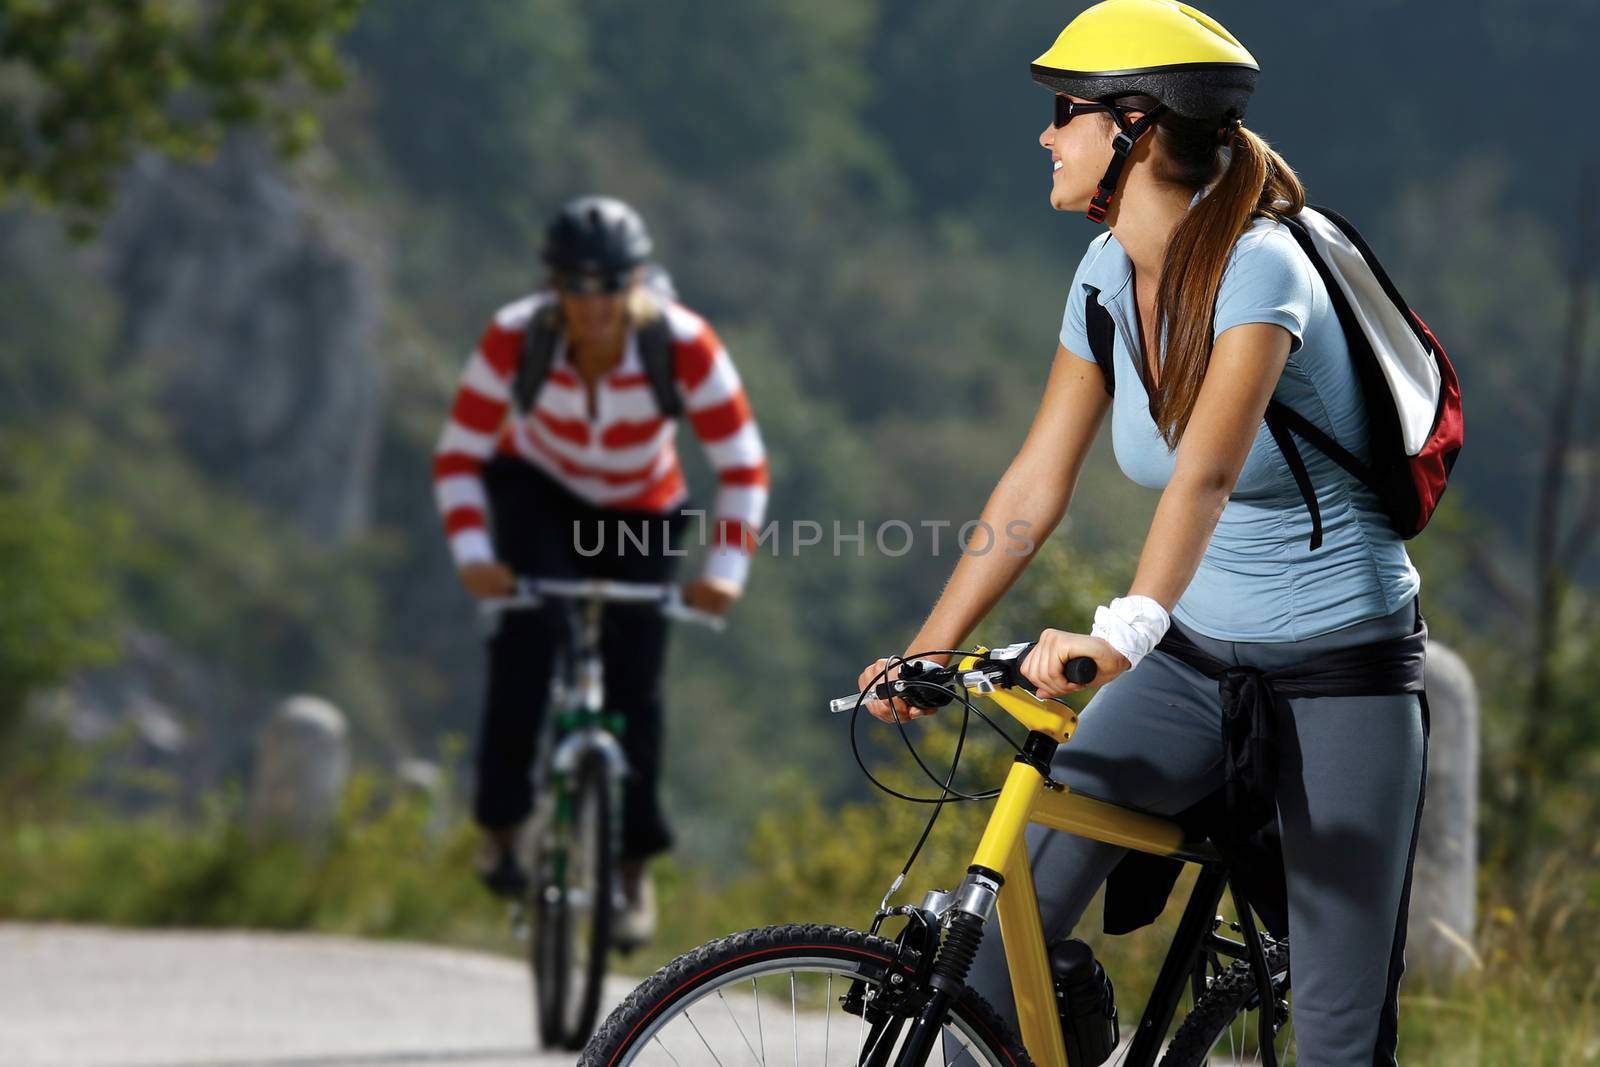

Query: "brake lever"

xmin=826 ymin=659 xmax=960 ymax=716
xmin=896 ymin=659 xmax=959 ymax=708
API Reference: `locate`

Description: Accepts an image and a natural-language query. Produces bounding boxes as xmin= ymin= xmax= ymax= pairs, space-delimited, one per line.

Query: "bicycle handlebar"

xmin=828 ymin=641 xmax=1097 ymax=715
xmin=479 ymin=577 xmax=727 ymax=631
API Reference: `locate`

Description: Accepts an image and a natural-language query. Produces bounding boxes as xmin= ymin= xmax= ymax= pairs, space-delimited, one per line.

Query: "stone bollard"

xmin=396 ymin=758 xmax=451 ymax=841
xmin=1407 ymin=640 xmax=1480 ymax=977
xmin=248 ymin=695 xmax=350 ymax=846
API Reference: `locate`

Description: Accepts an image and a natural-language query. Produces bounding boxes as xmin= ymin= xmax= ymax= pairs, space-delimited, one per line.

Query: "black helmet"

xmin=542 ymin=195 xmax=652 ymax=290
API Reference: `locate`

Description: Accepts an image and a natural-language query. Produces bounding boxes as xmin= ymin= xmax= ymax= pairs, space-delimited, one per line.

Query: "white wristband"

xmin=1089 ymin=595 xmax=1172 ymax=672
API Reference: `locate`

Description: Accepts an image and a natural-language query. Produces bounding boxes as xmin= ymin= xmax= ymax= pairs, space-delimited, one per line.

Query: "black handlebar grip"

xmin=994 ymin=644 xmax=1096 ymax=690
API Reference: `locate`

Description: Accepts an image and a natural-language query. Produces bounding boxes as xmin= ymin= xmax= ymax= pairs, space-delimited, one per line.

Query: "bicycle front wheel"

xmin=533 ymin=749 xmax=615 ymax=1050
xmin=580 ymin=923 xmax=1032 ymax=1067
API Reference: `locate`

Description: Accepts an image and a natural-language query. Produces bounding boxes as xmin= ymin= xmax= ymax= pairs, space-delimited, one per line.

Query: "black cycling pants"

xmin=474 ymin=456 xmax=687 ymax=860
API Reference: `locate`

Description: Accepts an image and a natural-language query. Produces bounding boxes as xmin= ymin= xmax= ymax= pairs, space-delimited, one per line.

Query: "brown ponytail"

xmin=1149 ymin=123 xmax=1305 ymax=447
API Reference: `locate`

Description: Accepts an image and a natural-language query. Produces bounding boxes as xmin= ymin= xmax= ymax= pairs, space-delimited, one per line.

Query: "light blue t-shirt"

xmin=1060 ymin=217 xmax=1421 ymax=642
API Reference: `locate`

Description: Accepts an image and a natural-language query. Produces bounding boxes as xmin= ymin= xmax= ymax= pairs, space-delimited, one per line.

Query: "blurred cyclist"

xmin=433 ymin=195 xmax=769 ymax=943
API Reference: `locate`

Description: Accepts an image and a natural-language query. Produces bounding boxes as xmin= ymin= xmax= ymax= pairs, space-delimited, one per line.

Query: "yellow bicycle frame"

xmin=951 ymin=653 xmax=1213 ymax=1067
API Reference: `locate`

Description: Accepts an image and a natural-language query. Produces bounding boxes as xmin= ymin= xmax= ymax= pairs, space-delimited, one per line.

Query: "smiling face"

xmin=1040 ymin=95 xmax=1141 ymax=213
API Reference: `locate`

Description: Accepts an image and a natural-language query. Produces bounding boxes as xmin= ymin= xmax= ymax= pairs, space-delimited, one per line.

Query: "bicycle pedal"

xmin=611 ymin=933 xmax=646 ymax=956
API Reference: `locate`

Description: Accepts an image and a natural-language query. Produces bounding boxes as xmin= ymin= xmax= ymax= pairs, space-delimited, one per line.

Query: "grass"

xmin=1395 ymin=844 xmax=1600 ymax=1064
xmin=0 ymin=774 xmax=506 ymax=948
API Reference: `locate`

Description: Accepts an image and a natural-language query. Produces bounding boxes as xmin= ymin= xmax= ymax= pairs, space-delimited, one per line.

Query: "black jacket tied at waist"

xmin=1158 ymin=611 xmax=1429 ymax=834
xmin=1101 ymin=601 xmax=1430 ymax=939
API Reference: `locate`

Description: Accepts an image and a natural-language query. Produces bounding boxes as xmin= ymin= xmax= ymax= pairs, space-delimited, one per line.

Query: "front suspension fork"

xmin=885 ymin=868 xmax=1001 ymax=1067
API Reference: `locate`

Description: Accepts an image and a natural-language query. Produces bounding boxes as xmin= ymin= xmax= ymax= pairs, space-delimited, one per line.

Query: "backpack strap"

xmin=635 ymin=312 xmax=682 ymax=418
xmin=512 ymin=300 xmax=683 ymax=418
xmin=1263 ymin=405 xmax=1325 ymax=552
xmin=1084 ymin=288 xmax=1117 ymax=396
xmin=513 ymin=300 xmax=562 ymax=412
xmin=1266 ymin=399 xmax=1385 ymax=495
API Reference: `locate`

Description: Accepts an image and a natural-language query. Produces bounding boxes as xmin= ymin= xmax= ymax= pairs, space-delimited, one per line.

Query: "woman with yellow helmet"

xmin=859 ymin=1 xmax=1428 ymax=1063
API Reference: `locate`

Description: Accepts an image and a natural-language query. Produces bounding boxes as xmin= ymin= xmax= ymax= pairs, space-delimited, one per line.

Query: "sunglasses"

xmin=553 ymin=271 xmax=629 ymax=296
xmin=1053 ymin=95 xmax=1139 ymax=129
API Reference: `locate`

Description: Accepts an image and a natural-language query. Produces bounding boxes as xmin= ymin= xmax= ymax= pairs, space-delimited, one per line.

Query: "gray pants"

xmin=964 ymin=597 xmax=1425 ymax=1066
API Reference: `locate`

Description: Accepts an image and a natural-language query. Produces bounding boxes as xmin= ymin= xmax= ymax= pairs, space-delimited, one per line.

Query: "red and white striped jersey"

xmin=434 ymin=293 xmax=769 ymax=587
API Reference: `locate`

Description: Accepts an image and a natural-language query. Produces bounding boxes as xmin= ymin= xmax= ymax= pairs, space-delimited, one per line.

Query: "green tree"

xmin=344 ymin=0 xmax=591 ymax=234
xmin=0 ymin=0 xmax=363 ymax=226
xmin=0 ymin=434 xmax=122 ymax=736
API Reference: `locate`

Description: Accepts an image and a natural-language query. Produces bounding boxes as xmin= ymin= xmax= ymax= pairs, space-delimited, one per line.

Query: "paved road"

xmin=0 ymin=924 xmax=640 ymax=1067
xmin=0 ymin=925 xmax=1195 ymax=1066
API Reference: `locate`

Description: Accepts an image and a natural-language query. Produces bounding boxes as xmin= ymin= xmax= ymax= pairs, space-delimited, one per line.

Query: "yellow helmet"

xmin=1032 ymin=0 xmax=1258 ymax=224
xmin=1031 ymin=0 xmax=1258 ymax=122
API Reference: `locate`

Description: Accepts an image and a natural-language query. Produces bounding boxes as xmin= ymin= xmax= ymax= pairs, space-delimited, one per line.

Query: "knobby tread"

xmin=579 ymin=922 xmax=1034 ymax=1067
xmin=1159 ymin=941 xmax=1291 ymax=1067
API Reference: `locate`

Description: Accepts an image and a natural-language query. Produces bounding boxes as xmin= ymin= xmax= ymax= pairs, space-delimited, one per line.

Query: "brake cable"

xmin=846 ymin=648 xmax=1033 ymax=913
xmin=848 ymin=650 xmax=1028 ymax=803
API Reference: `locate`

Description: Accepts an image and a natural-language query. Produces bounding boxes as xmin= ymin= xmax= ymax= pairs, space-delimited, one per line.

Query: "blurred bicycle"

xmin=481 ymin=577 xmax=723 ymax=1050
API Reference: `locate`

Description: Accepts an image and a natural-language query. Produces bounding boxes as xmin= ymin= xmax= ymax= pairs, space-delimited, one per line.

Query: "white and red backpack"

xmin=1272 ymin=206 xmax=1464 ymax=549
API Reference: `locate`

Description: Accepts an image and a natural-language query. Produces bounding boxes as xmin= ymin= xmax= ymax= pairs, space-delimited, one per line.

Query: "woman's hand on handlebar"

xmin=1022 ymin=629 xmax=1130 ymax=699
xmin=858 ymin=653 xmax=948 ymax=724
xmin=681 ymin=577 xmax=741 ymax=615
xmin=459 ymin=561 xmax=516 ymax=598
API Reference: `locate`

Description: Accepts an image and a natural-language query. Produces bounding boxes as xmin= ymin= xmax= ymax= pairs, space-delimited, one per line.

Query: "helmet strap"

xmin=1086 ymin=104 xmax=1169 ymax=224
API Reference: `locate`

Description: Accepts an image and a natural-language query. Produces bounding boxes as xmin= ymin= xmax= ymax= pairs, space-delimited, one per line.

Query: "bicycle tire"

xmin=579 ymin=922 xmax=1033 ymax=1067
xmin=532 ymin=749 xmax=615 ymax=1050
xmin=1159 ymin=940 xmax=1292 ymax=1066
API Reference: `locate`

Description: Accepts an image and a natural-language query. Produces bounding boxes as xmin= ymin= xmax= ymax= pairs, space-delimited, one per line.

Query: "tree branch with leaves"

xmin=0 ymin=0 xmax=363 ymax=229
